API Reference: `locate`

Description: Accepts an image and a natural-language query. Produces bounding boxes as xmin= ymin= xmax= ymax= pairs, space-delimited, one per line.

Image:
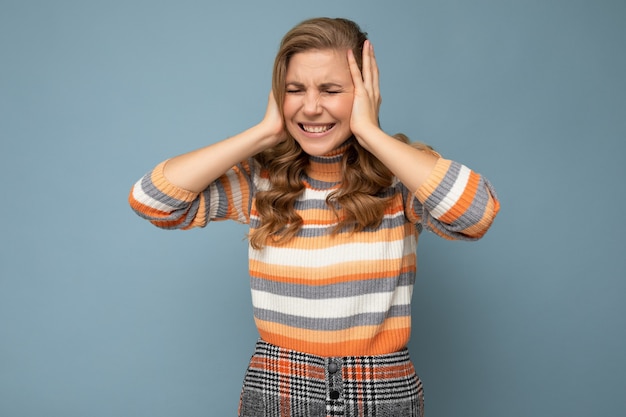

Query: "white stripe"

xmin=250 ymin=236 xmax=416 ymax=268
xmin=251 ymin=285 xmax=413 ymax=318
xmin=208 ymin=184 xmax=220 ymax=217
xmin=254 ymin=175 xmax=270 ymax=191
xmin=429 ymin=164 xmax=471 ymax=218
xmin=132 ymin=180 xmax=178 ymax=212
xmin=302 ymin=187 xmax=334 ymax=200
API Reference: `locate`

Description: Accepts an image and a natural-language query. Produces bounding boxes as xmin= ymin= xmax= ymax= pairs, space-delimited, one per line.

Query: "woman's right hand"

xmin=162 ymin=91 xmax=287 ymax=192
xmin=258 ymin=91 xmax=287 ymax=148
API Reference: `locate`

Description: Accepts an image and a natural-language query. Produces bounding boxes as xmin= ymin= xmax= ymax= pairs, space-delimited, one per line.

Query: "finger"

xmin=361 ymin=40 xmax=372 ymax=88
xmin=369 ymin=42 xmax=380 ymax=99
xmin=347 ymin=49 xmax=364 ymax=89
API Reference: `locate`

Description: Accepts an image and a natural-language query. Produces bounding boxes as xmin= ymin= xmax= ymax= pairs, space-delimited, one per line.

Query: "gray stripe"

xmin=133 ymin=172 xmax=202 ymax=228
xmin=442 ymin=175 xmax=493 ymax=231
xmin=303 ymin=176 xmax=340 ymax=190
xmin=249 ymin=217 xmax=261 ymax=228
xmin=423 ymin=213 xmax=474 ymax=241
xmin=251 ymin=275 xmax=415 ymax=299
xmin=254 ymin=304 xmax=411 ymax=331
xmin=294 ymin=197 xmax=331 ymax=210
xmin=201 ymin=187 xmax=212 ymax=223
xmin=294 ymin=186 xmax=398 ymax=210
xmin=165 ymin=199 xmax=199 ymax=229
xmin=309 ymin=153 xmax=343 ymax=165
xmin=422 ymin=174 xmax=497 ymax=240
xmin=249 ymin=212 xmax=411 ymax=237
xmin=212 ymin=180 xmax=230 ymax=218
xmin=206 ymin=161 xmax=255 ymax=221
xmin=144 ymin=198 xmax=199 ymax=230
xmin=140 ymin=174 xmax=189 ymax=208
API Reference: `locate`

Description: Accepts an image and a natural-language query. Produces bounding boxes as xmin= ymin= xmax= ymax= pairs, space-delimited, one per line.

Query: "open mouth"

xmin=299 ymin=123 xmax=335 ymax=134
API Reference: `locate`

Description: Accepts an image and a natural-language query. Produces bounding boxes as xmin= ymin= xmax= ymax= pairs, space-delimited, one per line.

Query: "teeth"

xmin=302 ymin=124 xmax=333 ymax=133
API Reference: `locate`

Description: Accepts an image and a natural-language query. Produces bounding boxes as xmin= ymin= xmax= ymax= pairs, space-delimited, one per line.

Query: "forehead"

xmin=285 ymin=49 xmax=351 ymax=82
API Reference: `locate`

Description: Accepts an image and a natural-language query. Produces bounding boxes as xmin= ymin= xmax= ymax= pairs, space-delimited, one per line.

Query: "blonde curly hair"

xmin=250 ymin=18 xmax=436 ymax=249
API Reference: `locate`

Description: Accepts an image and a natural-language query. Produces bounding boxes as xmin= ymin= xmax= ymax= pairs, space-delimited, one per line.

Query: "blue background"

xmin=1 ymin=0 xmax=625 ymax=416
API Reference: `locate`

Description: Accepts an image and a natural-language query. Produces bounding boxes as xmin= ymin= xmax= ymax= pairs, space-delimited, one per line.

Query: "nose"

xmin=302 ymin=91 xmax=322 ymax=116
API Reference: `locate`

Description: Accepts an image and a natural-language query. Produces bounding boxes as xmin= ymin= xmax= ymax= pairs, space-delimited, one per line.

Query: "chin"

xmin=291 ymin=132 xmax=352 ymax=157
xmin=295 ymin=141 xmax=336 ymax=157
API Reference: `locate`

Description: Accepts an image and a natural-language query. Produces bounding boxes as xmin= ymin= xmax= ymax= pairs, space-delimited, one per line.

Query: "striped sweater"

xmin=129 ymin=144 xmax=499 ymax=357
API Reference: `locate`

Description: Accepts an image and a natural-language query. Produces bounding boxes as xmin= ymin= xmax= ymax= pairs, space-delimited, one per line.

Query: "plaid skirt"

xmin=238 ymin=339 xmax=424 ymax=417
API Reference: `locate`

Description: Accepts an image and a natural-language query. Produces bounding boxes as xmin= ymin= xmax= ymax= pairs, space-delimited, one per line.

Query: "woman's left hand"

xmin=347 ymin=40 xmax=383 ymax=147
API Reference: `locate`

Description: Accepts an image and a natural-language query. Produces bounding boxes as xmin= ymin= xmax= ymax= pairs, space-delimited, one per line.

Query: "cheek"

xmin=285 ymin=123 xmax=300 ymax=138
xmin=282 ymin=98 xmax=297 ymax=119
xmin=282 ymin=103 xmax=300 ymax=135
xmin=331 ymin=96 xmax=353 ymax=120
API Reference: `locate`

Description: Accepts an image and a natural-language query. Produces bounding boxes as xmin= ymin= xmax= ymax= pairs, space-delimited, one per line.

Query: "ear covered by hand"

xmin=260 ymin=91 xmax=288 ymax=147
xmin=347 ymin=40 xmax=383 ymax=144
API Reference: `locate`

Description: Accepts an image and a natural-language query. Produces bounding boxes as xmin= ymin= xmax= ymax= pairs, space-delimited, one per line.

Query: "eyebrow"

xmin=285 ymin=81 xmax=345 ymax=89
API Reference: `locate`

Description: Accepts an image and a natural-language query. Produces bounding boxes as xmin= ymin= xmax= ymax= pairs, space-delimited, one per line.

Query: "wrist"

xmin=353 ymin=124 xmax=385 ymax=151
xmin=250 ymin=122 xmax=285 ymax=151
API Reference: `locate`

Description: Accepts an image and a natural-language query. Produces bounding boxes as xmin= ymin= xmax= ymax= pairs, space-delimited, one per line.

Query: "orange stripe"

xmin=149 ymin=161 xmax=199 ymax=202
xmin=152 ymin=217 xmax=189 ymax=229
xmin=349 ymin=362 xmax=411 ymax=381
xmin=279 ymin=351 xmax=290 ymax=415
xmin=438 ymin=170 xmax=480 ymax=224
xmin=128 ymin=193 xmax=172 ymax=219
xmin=219 ymin=173 xmax=238 ymax=219
xmin=256 ymin=317 xmax=411 ymax=356
xmin=415 ymin=158 xmax=453 ymax=202
xmin=250 ymin=195 xmax=407 ymax=224
xmin=424 ymin=218 xmax=457 ymax=240
xmin=252 ymin=222 xmax=416 ymax=250
xmin=258 ymin=328 xmax=411 ymax=357
xmin=250 ymin=258 xmax=416 ymax=285
xmin=248 ymin=354 xmax=409 ymax=380
xmin=188 ymin=195 xmax=208 ymax=228
xmin=461 ymin=193 xmax=500 ymax=238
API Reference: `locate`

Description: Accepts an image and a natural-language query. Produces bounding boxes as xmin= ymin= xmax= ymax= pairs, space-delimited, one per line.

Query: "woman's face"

xmin=283 ymin=49 xmax=355 ymax=156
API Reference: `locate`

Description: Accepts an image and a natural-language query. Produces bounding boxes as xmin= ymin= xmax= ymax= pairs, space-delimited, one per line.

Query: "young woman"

xmin=129 ymin=17 xmax=499 ymax=417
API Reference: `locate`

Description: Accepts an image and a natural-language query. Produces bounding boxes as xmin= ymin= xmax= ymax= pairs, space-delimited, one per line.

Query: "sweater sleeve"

xmin=128 ymin=159 xmax=256 ymax=229
xmin=408 ymin=158 xmax=500 ymax=240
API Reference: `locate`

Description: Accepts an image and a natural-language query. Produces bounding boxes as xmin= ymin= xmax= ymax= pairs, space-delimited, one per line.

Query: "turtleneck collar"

xmin=306 ymin=139 xmax=352 ymax=183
